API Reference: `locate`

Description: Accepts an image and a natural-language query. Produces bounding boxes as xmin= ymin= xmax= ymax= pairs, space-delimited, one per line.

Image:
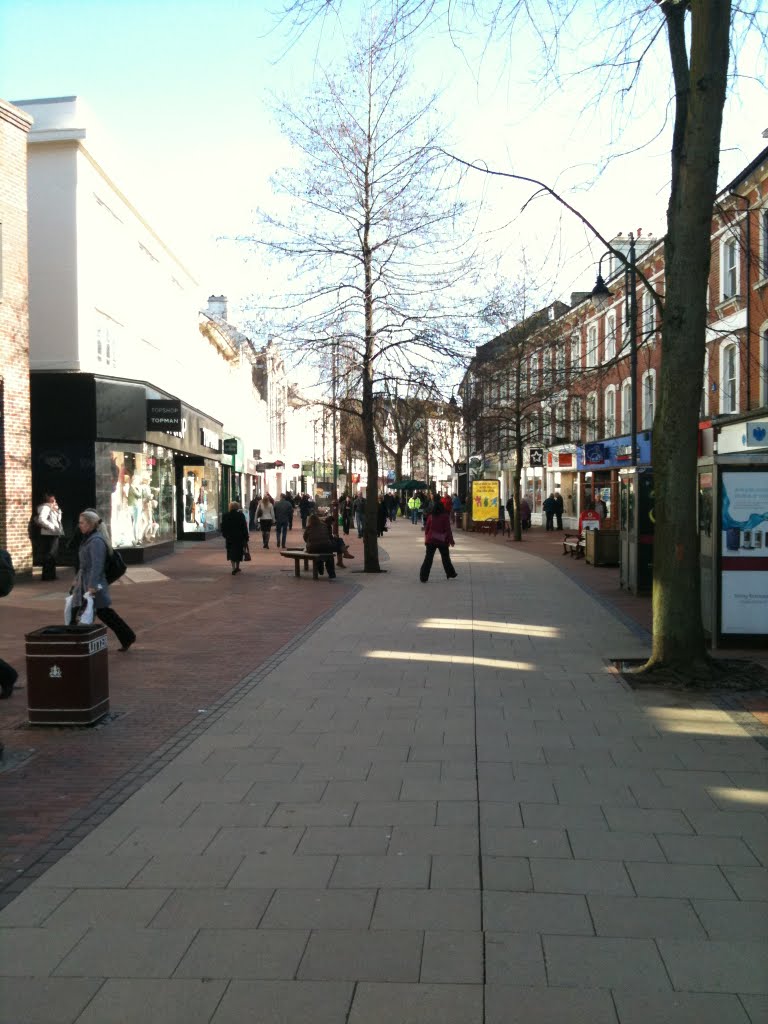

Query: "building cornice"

xmin=0 ymin=98 xmax=34 ymax=133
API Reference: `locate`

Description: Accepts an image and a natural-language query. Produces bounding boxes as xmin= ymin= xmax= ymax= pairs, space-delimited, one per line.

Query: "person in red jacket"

xmin=420 ymin=502 xmax=458 ymax=582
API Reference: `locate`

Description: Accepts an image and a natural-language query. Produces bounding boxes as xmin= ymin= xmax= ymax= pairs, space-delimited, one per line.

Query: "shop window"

xmin=95 ymin=444 xmax=176 ymax=548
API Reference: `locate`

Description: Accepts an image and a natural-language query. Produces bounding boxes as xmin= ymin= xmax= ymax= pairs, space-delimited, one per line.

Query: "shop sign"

xmin=529 ymin=448 xmax=544 ymax=468
xmin=558 ymin=453 xmax=573 ymax=468
xmin=351 ymin=473 xmax=361 ymax=484
xmin=199 ymin=428 xmax=222 ymax=453
xmin=146 ymin=399 xmax=182 ymax=433
xmin=720 ymin=469 xmax=768 ymax=636
xmin=223 ymin=438 xmax=238 ymax=455
xmin=584 ymin=443 xmax=606 ymax=465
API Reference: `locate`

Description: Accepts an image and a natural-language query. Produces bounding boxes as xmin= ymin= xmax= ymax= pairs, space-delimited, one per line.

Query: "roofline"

xmin=719 ymin=143 xmax=768 ymax=198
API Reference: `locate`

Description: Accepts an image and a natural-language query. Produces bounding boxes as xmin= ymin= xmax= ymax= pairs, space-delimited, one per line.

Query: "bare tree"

xmin=253 ymin=17 xmax=476 ymax=571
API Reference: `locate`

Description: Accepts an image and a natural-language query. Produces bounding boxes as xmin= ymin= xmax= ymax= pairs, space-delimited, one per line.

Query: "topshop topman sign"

xmin=146 ymin=399 xmax=182 ymax=433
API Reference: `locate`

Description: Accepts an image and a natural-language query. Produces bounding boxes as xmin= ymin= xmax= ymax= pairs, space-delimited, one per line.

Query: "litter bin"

xmin=25 ymin=624 xmax=110 ymax=725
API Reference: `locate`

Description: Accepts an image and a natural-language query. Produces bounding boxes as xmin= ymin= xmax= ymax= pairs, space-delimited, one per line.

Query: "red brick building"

xmin=0 ymin=99 xmax=33 ymax=571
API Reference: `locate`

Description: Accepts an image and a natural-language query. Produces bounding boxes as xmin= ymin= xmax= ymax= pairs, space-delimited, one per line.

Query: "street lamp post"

xmin=591 ymin=233 xmax=639 ymax=467
xmin=448 ymin=387 xmax=469 ymax=508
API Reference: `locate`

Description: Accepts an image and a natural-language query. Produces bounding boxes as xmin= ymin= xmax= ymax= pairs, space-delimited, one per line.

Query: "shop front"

xmin=31 ymin=373 xmax=225 ymax=561
xmin=545 ymin=447 xmax=578 ymax=529
xmin=576 ymin=433 xmax=652 ymax=528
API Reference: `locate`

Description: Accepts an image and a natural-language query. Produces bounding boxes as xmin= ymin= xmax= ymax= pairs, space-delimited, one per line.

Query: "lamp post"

xmin=591 ymin=232 xmax=638 ymax=467
xmin=448 ymin=386 xmax=468 ymax=507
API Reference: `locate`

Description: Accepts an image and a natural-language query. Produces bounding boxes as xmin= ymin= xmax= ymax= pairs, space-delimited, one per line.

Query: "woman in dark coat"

xmin=73 ymin=509 xmax=136 ymax=650
xmin=303 ymin=513 xmax=336 ymax=580
xmin=377 ymin=495 xmax=388 ymax=537
xmin=420 ymin=501 xmax=457 ymax=583
xmin=221 ymin=500 xmax=249 ymax=574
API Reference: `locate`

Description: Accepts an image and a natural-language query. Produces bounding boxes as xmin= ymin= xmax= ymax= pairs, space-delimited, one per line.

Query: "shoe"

xmin=344 ymin=549 xmax=355 ymax=558
xmin=118 ymin=638 xmax=136 ymax=652
xmin=448 ymin=572 xmax=458 ymax=579
xmin=420 ymin=577 xmax=428 ymax=583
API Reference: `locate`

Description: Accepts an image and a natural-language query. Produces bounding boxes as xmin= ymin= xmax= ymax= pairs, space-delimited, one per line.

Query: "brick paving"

xmin=0 ymin=533 xmax=350 ymax=895
xmin=0 ymin=519 xmax=766 ymax=1023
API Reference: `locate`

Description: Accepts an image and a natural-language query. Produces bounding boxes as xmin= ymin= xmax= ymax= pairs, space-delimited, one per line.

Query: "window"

xmin=570 ymin=333 xmax=581 ymax=375
xmin=642 ymin=290 xmax=656 ymax=342
xmin=529 ymin=355 xmax=538 ymax=392
xmin=621 ymin=379 xmax=632 ymax=434
xmin=96 ymin=314 xmax=120 ymax=369
xmin=555 ymin=346 xmax=566 ymax=384
xmin=604 ymin=313 xmax=616 ymax=362
xmin=761 ymin=208 xmax=768 ymax=279
xmin=761 ymin=327 xmax=768 ymax=407
xmin=586 ymin=324 xmax=598 ymax=368
xmin=604 ymin=386 xmax=616 ymax=437
xmin=641 ymin=369 xmax=656 ymax=430
xmin=555 ymin=402 xmax=567 ymax=439
xmin=722 ymin=237 xmax=739 ymax=300
xmin=542 ymin=350 xmax=552 ymax=390
xmin=570 ymin=398 xmax=581 ymax=440
xmin=701 ymin=349 xmax=710 ymax=418
xmin=720 ymin=341 xmax=738 ymax=413
xmin=586 ymin=392 xmax=598 ymax=442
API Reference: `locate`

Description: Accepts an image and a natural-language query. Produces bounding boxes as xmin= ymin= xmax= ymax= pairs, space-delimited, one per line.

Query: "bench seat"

xmin=280 ymin=549 xmax=337 ymax=579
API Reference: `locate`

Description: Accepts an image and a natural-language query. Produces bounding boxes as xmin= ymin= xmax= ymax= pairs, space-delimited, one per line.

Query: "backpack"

xmin=104 ymin=547 xmax=127 ymax=584
xmin=0 ymin=550 xmax=16 ymax=598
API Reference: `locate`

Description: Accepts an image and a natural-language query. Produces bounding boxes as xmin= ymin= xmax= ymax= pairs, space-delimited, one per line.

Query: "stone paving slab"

xmin=1 ymin=525 xmax=767 ymax=1021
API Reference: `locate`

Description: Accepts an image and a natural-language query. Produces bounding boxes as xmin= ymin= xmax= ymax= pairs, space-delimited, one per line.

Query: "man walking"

xmin=553 ymin=491 xmax=564 ymax=531
xmin=273 ymin=493 xmax=293 ymax=549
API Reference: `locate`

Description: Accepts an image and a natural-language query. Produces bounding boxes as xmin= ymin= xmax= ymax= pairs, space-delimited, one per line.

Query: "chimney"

xmin=207 ymin=295 xmax=228 ymax=320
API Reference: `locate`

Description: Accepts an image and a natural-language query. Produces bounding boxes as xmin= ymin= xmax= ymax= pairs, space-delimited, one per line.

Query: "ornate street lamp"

xmin=590 ymin=233 xmax=639 ymax=467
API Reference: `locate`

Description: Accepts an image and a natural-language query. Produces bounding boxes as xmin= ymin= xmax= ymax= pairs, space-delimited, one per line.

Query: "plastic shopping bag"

xmin=64 ymin=593 xmax=75 ymax=625
xmin=79 ymin=594 xmax=95 ymax=625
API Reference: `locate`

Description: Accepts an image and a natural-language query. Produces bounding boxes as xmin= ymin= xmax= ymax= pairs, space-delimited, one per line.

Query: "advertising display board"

xmin=719 ymin=469 xmax=768 ymax=636
xmin=471 ymin=479 xmax=500 ymax=522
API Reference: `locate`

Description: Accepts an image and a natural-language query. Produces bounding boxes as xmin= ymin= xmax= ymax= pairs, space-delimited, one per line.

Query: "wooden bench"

xmin=280 ymin=549 xmax=340 ymax=579
xmin=562 ymin=535 xmax=584 ymax=559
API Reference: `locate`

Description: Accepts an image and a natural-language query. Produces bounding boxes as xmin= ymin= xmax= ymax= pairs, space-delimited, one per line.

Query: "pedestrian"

xmin=340 ymin=496 xmax=352 ymax=536
xmin=36 ymin=493 xmax=65 ymax=581
xmin=440 ymin=493 xmax=452 ymax=514
xmin=353 ymin=494 xmax=365 ymax=537
xmin=0 ymin=548 xmax=17 ymax=699
xmin=505 ymin=493 xmax=515 ymax=530
xmin=299 ymin=493 xmax=314 ymax=529
xmin=377 ymin=495 xmax=388 ymax=537
xmin=595 ymin=495 xmax=608 ymax=520
xmin=221 ymin=500 xmax=249 ymax=574
xmin=273 ymin=493 xmax=293 ymax=549
xmin=248 ymin=494 xmax=258 ymax=531
xmin=451 ymin=492 xmax=462 ymax=525
xmin=553 ymin=491 xmax=564 ymax=531
xmin=387 ymin=492 xmax=398 ymax=523
xmin=72 ymin=509 xmax=136 ymax=651
xmin=420 ymin=499 xmax=458 ymax=582
xmin=519 ymin=496 xmax=531 ymax=530
xmin=256 ymin=494 xmax=275 ymax=548
xmin=303 ymin=512 xmax=336 ymax=580
xmin=543 ymin=493 xmax=556 ymax=531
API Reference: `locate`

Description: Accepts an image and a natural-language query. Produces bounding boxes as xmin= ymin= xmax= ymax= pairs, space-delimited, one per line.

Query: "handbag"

xmin=242 ymin=544 xmax=252 ymax=562
xmin=104 ymin=547 xmax=127 ymax=584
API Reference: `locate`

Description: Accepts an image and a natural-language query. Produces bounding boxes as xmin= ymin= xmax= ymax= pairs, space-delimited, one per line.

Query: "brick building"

xmin=0 ymin=99 xmax=34 ymax=571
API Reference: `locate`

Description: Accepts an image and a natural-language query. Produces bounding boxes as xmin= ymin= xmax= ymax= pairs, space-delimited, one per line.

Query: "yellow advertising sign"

xmin=471 ymin=480 xmax=500 ymax=521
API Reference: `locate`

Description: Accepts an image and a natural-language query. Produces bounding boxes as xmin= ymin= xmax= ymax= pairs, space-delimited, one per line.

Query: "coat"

xmin=303 ymin=519 xmax=333 ymax=553
xmin=72 ymin=531 xmax=112 ymax=610
xmin=221 ymin=510 xmax=249 ymax=561
xmin=256 ymin=501 xmax=275 ymax=522
xmin=543 ymin=496 xmax=557 ymax=515
xmin=424 ymin=510 xmax=454 ymax=548
xmin=273 ymin=499 xmax=293 ymax=525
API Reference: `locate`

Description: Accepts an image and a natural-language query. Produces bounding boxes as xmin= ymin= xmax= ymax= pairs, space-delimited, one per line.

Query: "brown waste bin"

xmin=25 ymin=624 xmax=110 ymax=725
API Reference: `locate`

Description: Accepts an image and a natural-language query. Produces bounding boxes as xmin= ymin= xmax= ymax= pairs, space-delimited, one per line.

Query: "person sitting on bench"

xmin=303 ymin=513 xmax=337 ymax=580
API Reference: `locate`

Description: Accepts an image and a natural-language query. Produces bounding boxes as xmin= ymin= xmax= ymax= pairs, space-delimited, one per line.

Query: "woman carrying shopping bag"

xmin=72 ymin=509 xmax=136 ymax=651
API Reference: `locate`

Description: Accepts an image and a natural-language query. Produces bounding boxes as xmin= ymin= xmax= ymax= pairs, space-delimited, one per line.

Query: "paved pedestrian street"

xmin=1 ymin=523 xmax=767 ymax=1023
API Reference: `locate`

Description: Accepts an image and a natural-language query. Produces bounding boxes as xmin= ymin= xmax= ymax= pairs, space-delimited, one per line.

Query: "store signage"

xmin=199 ymin=428 xmax=222 ymax=452
xmin=223 ymin=438 xmax=238 ymax=455
xmin=147 ymin=399 xmax=182 ymax=432
xmin=558 ymin=453 xmax=573 ymax=468
xmin=472 ymin=479 xmax=500 ymax=522
xmin=529 ymin=448 xmax=544 ymax=468
xmin=744 ymin=422 xmax=768 ymax=448
xmin=584 ymin=443 xmax=606 ymax=465
xmin=616 ymin=444 xmax=632 ymax=461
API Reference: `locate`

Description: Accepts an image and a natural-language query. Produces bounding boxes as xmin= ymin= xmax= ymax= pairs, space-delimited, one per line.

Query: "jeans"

xmin=545 ymin=513 xmax=554 ymax=531
xmin=40 ymin=535 xmax=60 ymax=580
xmin=275 ymin=522 xmax=288 ymax=548
xmin=97 ymin=606 xmax=136 ymax=648
xmin=355 ymin=512 xmax=364 ymax=537
xmin=410 ymin=510 xmax=418 ymax=524
xmin=420 ymin=543 xmax=456 ymax=581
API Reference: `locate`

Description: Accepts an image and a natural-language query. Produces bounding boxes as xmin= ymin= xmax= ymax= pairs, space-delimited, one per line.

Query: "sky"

xmin=1 ymin=0 xmax=765 ymax=343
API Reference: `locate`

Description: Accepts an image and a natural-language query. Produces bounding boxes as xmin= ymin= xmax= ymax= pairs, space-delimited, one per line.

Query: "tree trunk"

xmin=645 ymin=1 xmax=730 ymax=674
